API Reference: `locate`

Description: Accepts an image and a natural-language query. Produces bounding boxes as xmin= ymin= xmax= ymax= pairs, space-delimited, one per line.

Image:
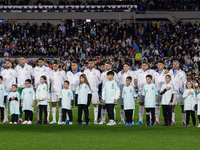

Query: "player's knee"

xmin=121 ymin=105 xmax=124 ymax=109
xmin=93 ymin=104 xmax=97 ymax=107
xmin=139 ymin=102 xmax=144 ymax=105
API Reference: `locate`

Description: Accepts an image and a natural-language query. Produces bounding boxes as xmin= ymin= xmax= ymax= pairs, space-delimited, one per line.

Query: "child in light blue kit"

xmin=0 ymin=76 xmax=7 ymax=123
xmin=122 ymin=76 xmax=136 ymax=126
xmin=142 ymin=75 xmax=158 ymax=126
xmin=21 ymin=79 xmax=35 ymax=124
xmin=8 ymin=84 xmax=20 ymax=124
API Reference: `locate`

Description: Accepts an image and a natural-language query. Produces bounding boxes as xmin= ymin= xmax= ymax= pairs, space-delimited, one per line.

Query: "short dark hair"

xmin=142 ymin=61 xmax=148 ymax=65
xmin=165 ymin=75 xmax=171 ymax=79
xmin=107 ymin=71 xmax=114 ymax=76
xmin=12 ymin=84 xmax=18 ymax=88
xmin=0 ymin=76 xmax=3 ymax=80
xmin=158 ymin=61 xmax=164 ymax=64
xmin=126 ymin=76 xmax=132 ymax=81
xmin=20 ymin=56 xmax=26 ymax=59
xmin=123 ymin=62 xmax=130 ymax=66
xmin=88 ymin=59 xmax=94 ymax=62
xmin=146 ymin=74 xmax=152 ymax=79
xmin=5 ymin=59 xmax=11 ymax=63
xmin=64 ymin=80 xmax=70 ymax=85
xmin=25 ymin=79 xmax=31 ymax=84
xmin=98 ymin=62 xmax=104 ymax=67
xmin=53 ymin=60 xmax=58 ymax=65
xmin=38 ymin=58 xmax=44 ymax=61
xmin=72 ymin=61 xmax=78 ymax=64
xmin=105 ymin=61 xmax=111 ymax=65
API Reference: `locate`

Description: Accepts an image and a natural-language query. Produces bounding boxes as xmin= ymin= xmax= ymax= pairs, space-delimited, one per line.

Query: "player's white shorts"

xmin=172 ymin=93 xmax=184 ymax=105
xmin=51 ymin=92 xmax=60 ymax=102
xmin=92 ymin=92 xmax=99 ymax=104
xmin=137 ymin=94 xmax=145 ymax=103
xmin=155 ymin=94 xmax=162 ymax=105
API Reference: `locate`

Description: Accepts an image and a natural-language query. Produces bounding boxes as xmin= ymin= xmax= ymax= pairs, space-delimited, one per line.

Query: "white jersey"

xmin=1 ymin=68 xmax=17 ymax=92
xmin=84 ymin=68 xmax=101 ymax=92
xmin=15 ymin=63 xmax=34 ymax=88
xmin=49 ymin=70 xmax=66 ymax=93
xmin=101 ymin=70 xmax=118 ymax=87
xmin=153 ymin=69 xmax=167 ymax=92
xmin=34 ymin=65 xmax=51 ymax=89
xmin=66 ymin=70 xmax=82 ymax=92
xmin=169 ymin=69 xmax=187 ymax=94
xmin=135 ymin=69 xmax=155 ymax=94
xmin=118 ymin=70 xmax=136 ymax=87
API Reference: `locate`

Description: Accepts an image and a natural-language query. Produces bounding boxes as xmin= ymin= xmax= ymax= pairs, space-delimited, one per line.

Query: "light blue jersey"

xmin=0 ymin=84 xmax=7 ymax=108
xmin=102 ymin=80 xmax=120 ymax=104
xmin=36 ymin=83 xmax=48 ymax=105
xmin=21 ymin=87 xmax=35 ymax=111
xmin=60 ymin=88 xmax=73 ymax=110
xmin=142 ymin=83 xmax=158 ymax=108
xmin=183 ymin=89 xmax=196 ymax=111
xmin=122 ymin=85 xmax=136 ymax=110
xmin=8 ymin=91 xmax=20 ymax=115
xmin=160 ymin=83 xmax=175 ymax=105
xmin=75 ymin=83 xmax=91 ymax=105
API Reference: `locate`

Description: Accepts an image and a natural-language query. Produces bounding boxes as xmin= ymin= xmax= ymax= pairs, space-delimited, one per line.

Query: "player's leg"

xmin=22 ymin=110 xmax=28 ymax=124
xmin=44 ymin=105 xmax=47 ymax=124
xmin=68 ymin=110 xmax=73 ymax=125
xmin=0 ymin=107 xmax=4 ymax=123
xmin=38 ymin=105 xmax=43 ymax=124
xmin=197 ymin=115 xmax=200 ymax=127
xmin=162 ymin=105 xmax=168 ymax=126
xmin=99 ymin=104 xmax=106 ymax=124
xmin=28 ymin=111 xmax=33 ymax=124
xmin=77 ymin=105 xmax=83 ymax=125
xmin=145 ymin=108 xmax=150 ymax=126
xmin=62 ymin=109 xmax=66 ymax=123
xmin=151 ymin=108 xmax=155 ymax=126
xmin=50 ymin=92 xmax=57 ymax=124
xmin=191 ymin=111 xmax=196 ymax=127
xmin=178 ymin=93 xmax=186 ymax=126
xmin=171 ymin=94 xmax=177 ymax=125
xmin=168 ymin=105 xmax=172 ymax=126
xmin=84 ymin=105 xmax=89 ymax=125
xmin=17 ymin=87 xmax=24 ymax=123
xmin=3 ymin=101 xmax=8 ymax=123
xmin=132 ymin=109 xmax=135 ymax=124
xmin=34 ymin=105 xmax=40 ymax=124
xmin=136 ymin=95 xmax=144 ymax=125
xmin=92 ymin=92 xmax=99 ymax=124
xmin=58 ymin=97 xmax=62 ymax=124
xmin=186 ymin=110 xmax=190 ymax=127
xmin=155 ymin=94 xmax=162 ymax=125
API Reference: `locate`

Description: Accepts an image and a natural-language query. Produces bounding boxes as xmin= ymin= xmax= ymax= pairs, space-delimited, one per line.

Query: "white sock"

xmin=52 ymin=107 xmax=56 ymax=122
xmin=47 ymin=103 xmax=50 ymax=121
xmin=182 ymin=112 xmax=186 ymax=122
xmin=120 ymin=109 xmax=124 ymax=122
xmin=114 ymin=107 xmax=116 ymax=120
xmin=172 ymin=112 xmax=175 ymax=122
xmin=4 ymin=103 xmax=8 ymax=122
xmin=139 ymin=105 xmax=144 ymax=122
xmin=37 ymin=106 xmax=40 ymax=120
xmin=59 ymin=107 xmax=62 ymax=121
xmin=132 ymin=110 xmax=135 ymax=122
xmin=67 ymin=114 xmax=69 ymax=121
xmin=156 ymin=106 xmax=160 ymax=122
xmin=102 ymin=108 xmax=106 ymax=121
xmin=94 ymin=106 xmax=98 ymax=122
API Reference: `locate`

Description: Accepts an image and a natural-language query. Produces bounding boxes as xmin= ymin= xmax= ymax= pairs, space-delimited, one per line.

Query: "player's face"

xmin=165 ymin=76 xmax=171 ymax=83
xmin=5 ymin=61 xmax=11 ymax=69
xmin=99 ymin=65 xmax=104 ymax=72
xmin=173 ymin=62 xmax=179 ymax=70
xmin=64 ymin=82 xmax=69 ymax=89
xmin=105 ymin=64 xmax=111 ymax=71
xmin=12 ymin=86 xmax=17 ymax=92
xmin=107 ymin=75 xmax=113 ymax=81
xmin=88 ymin=61 xmax=94 ymax=69
xmin=71 ymin=63 xmax=78 ymax=71
xmin=126 ymin=79 xmax=132 ymax=86
xmin=187 ymin=82 xmax=192 ymax=89
xmin=157 ymin=63 xmax=164 ymax=71
xmin=142 ymin=63 xmax=148 ymax=71
xmin=25 ymin=82 xmax=31 ymax=88
xmin=38 ymin=60 xmax=44 ymax=67
xmin=53 ymin=64 xmax=58 ymax=71
xmin=40 ymin=77 xmax=45 ymax=84
xmin=80 ymin=76 xmax=85 ymax=83
xmin=146 ymin=77 xmax=152 ymax=84
xmin=123 ymin=65 xmax=130 ymax=72
xmin=20 ymin=57 xmax=26 ymax=65
xmin=0 ymin=79 xmax=2 ymax=84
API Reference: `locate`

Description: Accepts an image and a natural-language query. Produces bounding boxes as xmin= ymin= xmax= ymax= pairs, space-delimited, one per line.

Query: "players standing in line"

xmin=84 ymin=60 xmax=101 ymax=124
xmin=0 ymin=60 xmax=17 ymax=123
xmin=153 ymin=61 xmax=168 ymax=125
xmin=134 ymin=62 xmax=155 ymax=125
xmin=34 ymin=58 xmax=51 ymax=124
xmin=169 ymin=60 xmax=187 ymax=126
xmin=118 ymin=62 xmax=136 ymax=125
xmin=49 ymin=61 xmax=66 ymax=124
xmin=99 ymin=61 xmax=118 ymax=124
xmin=15 ymin=57 xmax=34 ymax=123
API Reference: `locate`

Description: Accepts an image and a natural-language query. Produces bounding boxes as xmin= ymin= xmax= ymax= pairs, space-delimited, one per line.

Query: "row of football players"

xmin=0 ymin=57 xmax=192 ymax=126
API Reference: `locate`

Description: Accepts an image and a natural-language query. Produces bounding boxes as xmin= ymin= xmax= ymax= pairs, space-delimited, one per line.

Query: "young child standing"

xmin=36 ymin=76 xmax=48 ymax=124
xmin=60 ymin=81 xmax=73 ymax=125
xmin=183 ymin=81 xmax=196 ymax=127
xmin=122 ymin=76 xmax=136 ymax=126
xmin=0 ymin=76 xmax=7 ymax=123
xmin=142 ymin=75 xmax=158 ymax=126
xmin=75 ymin=74 xmax=92 ymax=125
xmin=8 ymin=85 xmax=20 ymax=124
xmin=160 ymin=75 xmax=175 ymax=126
xmin=21 ymin=79 xmax=35 ymax=124
xmin=102 ymin=71 xmax=120 ymax=126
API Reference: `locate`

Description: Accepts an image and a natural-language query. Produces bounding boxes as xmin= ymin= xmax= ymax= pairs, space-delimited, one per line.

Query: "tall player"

xmin=118 ymin=62 xmax=136 ymax=125
xmin=153 ymin=61 xmax=168 ymax=125
xmin=49 ymin=61 xmax=66 ymax=124
xmin=99 ymin=61 xmax=118 ymax=124
xmin=34 ymin=58 xmax=51 ymax=124
xmin=0 ymin=60 xmax=17 ymax=123
xmin=84 ymin=59 xmax=101 ymax=124
xmin=169 ymin=60 xmax=187 ymax=126
xmin=15 ymin=56 xmax=34 ymax=123
xmin=135 ymin=62 xmax=155 ymax=125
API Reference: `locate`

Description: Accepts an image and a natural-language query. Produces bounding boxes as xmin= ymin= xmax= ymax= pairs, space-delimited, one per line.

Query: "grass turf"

xmin=0 ymin=103 xmax=199 ymax=150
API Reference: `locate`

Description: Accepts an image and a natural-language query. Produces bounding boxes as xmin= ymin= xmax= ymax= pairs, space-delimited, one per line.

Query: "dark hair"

xmin=71 ymin=61 xmax=78 ymax=65
xmin=165 ymin=75 xmax=171 ymax=79
xmin=12 ymin=84 xmax=18 ymax=88
xmin=5 ymin=59 xmax=11 ymax=63
xmin=107 ymin=71 xmax=114 ymax=76
xmin=126 ymin=76 xmax=132 ymax=81
xmin=88 ymin=59 xmax=94 ymax=62
xmin=0 ymin=76 xmax=3 ymax=80
xmin=20 ymin=56 xmax=26 ymax=59
xmin=105 ymin=61 xmax=111 ymax=65
xmin=79 ymin=74 xmax=91 ymax=90
xmin=158 ymin=61 xmax=164 ymax=64
xmin=53 ymin=60 xmax=58 ymax=65
xmin=98 ymin=62 xmax=104 ymax=67
xmin=40 ymin=75 xmax=47 ymax=84
xmin=64 ymin=80 xmax=70 ymax=85
xmin=123 ymin=62 xmax=130 ymax=66
xmin=142 ymin=61 xmax=148 ymax=65
xmin=38 ymin=58 xmax=44 ymax=61
xmin=25 ymin=79 xmax=31 ymax=84
xmin=146 ymin=74 xmax=152 ymax=79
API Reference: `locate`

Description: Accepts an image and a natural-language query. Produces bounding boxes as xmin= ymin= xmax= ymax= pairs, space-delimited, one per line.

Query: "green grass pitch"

xmin=0 ymin=102 xmax=199 ymax=150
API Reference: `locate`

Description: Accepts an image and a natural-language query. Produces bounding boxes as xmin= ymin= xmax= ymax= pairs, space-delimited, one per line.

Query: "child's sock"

xmin=102 ymin=108 xmax=106 ymax=121
xmin=52 ymin=107 xmax=56 ymax=122
xmin=139 ymin=105 xmax=144 ymax=122
xmin=120 ymin=109 xmax=125 ymax=122
xmin=37 ymin=106 xmax=39 ymax=120
xmin=94 ymin=106 xmax=98 ymax=122
xmin=132 ymin=110 xmax=135 ymax=122
xmin=47 ymin=103 xmax=50 ymax=121
xmin=155 ymin=105 xmax=160 ymax=122
xmin=114 ymin=107 xmax=116 ymax=120
xmin=182 ymin=112 xmax=186 ymax=122
xmin=58 ymin=107 xmax=62 ymax=122
xmin=172 ymin=112 xmax=175 ymax=122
